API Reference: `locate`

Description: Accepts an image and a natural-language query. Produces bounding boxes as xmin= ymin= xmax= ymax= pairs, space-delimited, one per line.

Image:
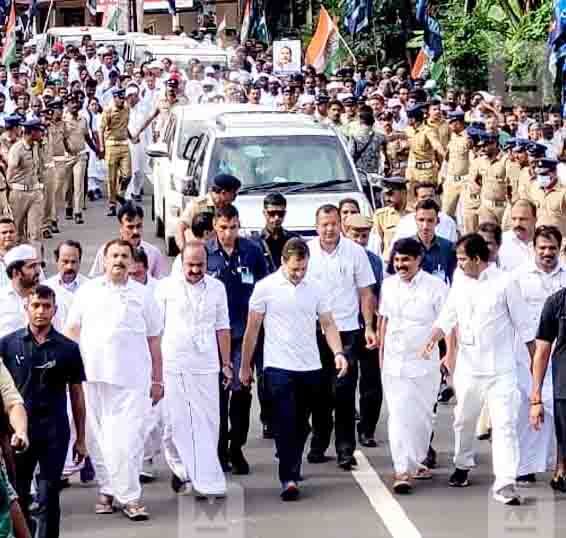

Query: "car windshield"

xmin=207 ymin=135 xmax=356 ymax=192
xmin=146 ymin=52 xmax=228 ymax=69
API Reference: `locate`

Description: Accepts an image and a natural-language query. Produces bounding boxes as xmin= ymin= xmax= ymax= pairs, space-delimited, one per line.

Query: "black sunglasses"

xmin=266 ymin=210 xmax=286 ymax=218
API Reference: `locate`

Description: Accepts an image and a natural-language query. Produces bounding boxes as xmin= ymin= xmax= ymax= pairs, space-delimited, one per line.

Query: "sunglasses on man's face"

xmin=266 ymin=210 xmax=286 ymax=218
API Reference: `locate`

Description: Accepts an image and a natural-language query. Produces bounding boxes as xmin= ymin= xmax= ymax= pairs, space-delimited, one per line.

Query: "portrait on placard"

xmin=273 ymin=40 xmax=301 ymax=75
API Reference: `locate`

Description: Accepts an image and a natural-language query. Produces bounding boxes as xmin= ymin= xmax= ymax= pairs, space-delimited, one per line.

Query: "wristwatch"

xmin=334 ymin=352 xmax=347 ymax=359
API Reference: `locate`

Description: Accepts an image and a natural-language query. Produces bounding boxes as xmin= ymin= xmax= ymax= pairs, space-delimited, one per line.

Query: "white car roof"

xmin=47 ymin=27 xmax=121 ymax=38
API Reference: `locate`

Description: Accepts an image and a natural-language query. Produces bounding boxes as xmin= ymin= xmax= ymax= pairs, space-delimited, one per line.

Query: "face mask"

xmin=537 ymin=175 xmax=552 ymax=188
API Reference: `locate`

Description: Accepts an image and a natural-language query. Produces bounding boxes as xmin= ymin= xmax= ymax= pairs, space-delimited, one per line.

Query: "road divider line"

xmin=352 ymin=450 xmax=422 ymax=538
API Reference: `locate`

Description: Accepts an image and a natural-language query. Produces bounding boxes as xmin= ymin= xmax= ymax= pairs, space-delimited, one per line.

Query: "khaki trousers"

xmin=62 ymin=155 xmax=87 ymax=215
xmin=478 ymin=203 xmax=506 ymax=226
xmin=43 ymin=163 xmax=63 ymax=227
xmin=106 ymin=144 xmax=131 ymax=205
xmin=10 ymin=189 xmax=44 ymax=247
xmin=442 ymin=180 xmax=464 ymax=218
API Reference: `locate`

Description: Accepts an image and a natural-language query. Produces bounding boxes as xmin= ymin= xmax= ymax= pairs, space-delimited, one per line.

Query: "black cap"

xmin=406 ymin=103 xmax=427 ymax=119
xmin=48 ymin=98 xmax=64 ymax=110
xmin=511 ymin=138 xmax=530 ymax=152
xmin=22 ymin=118 xmax=42 ymax=131
xmin=527 ymin=142 xmax=547 ymax=158
xmin=535 ymin=158 xmax=558 ymax=172
xmin=477 ymin=132 xmax=498 ymax=146
xmin=212 ymin=174 xmax=241 ymax=192
xmin=447 ymin=110 xmax=465 ymax=122
xmin=342 ymin=95 xmax=357 ymax=106
xmin=112 ymin=87 xmax=126 ymax=98
xmin=166 ymin=78 xmax=179 ymax=88
xmin=315 ymin=94 xmax=330 ymax=104
xmin=3 ymin=113 xmax=21 ymax=128
xmin=380 ymin=176 xmax=407 ymax=191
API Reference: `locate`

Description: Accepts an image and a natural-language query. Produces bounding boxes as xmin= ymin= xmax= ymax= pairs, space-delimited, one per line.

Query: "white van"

xmin=143 ymin=44 xmax=229 ymax=70
xmin=122 ymin=34 xmax=199 ymax=65
xmin=45 ymin=27 xmax=125 ymax=51
xmin=146 ymin=105 xmax=374 ymax=255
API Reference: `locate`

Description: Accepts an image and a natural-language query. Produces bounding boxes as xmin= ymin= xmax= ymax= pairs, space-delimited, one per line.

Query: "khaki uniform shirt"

xmin=179 ymin=193 xmax=216 ymax=228
xmin=63 ymin=114 xmax=89 ymax=155
xmin=427 ymin=119 xmax=450 ymax=149
xmin=47 ymin=120 xmax=66 ymax=161
xmin=518 ymin=166 xmax=535 ymax=201
xmin=100 ymin=104 xmax=130 ymax=143
xmin=477 ymin=153 xmax=509 ymax=203
xmin=373 ymin=206 xmax=408 ymax=260
xmin=7 ymin=139 xmax=44 ymax=186
xmin=446 ymin=131 xmax=470 ymax=177
xmin=406 ymin=124 xmax=444 ymax=164
xmin=0 ymin=359 xmax=23 ymax=411
xmin=463 ymin=156 xmax=486 ymax=210
xmin=528 ymin=182 xmax=566 ymax=237
xmin=384 ymin=131 xmax=410 ymax=176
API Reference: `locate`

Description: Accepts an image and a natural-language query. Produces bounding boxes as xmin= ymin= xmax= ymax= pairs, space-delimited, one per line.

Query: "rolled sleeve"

xmin=434 ymin=287 xmax=459 ymax=336
xmin=315 ymin=282 xmax=331 ymax=316
xmin=215 ymin=283 xmax=231 ymax=331
xmin=144 ymin=291 xmax=164 ymax=337
xmin=249 ymin=282 xmax=267 ymax=315
xmin=506 ymin=278 xmax=536 ymax=343
xmin=353 ymin=243 xmax=376 ymax=289
xmin=0 ymin=360 xmax=23 ymax=412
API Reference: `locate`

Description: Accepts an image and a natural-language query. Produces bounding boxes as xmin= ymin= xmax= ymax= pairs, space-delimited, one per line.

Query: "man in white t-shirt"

xmin=240 ymin=238 xmax=347 ymax=501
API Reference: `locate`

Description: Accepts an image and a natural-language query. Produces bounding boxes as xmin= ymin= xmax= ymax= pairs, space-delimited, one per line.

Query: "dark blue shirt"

xmin=0 ymin=327 xmax=86 ymax=427
xmin=206 ymin=237 xmax=268 ymax=340
xmin=387 ymin=235 xmax=456 ymax=284
xmin=366 ymin=250 xmax=383 ymax=299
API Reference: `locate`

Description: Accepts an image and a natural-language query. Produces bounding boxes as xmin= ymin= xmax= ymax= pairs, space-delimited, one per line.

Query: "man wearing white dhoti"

xmin=65 ymin=239 xmax=164 ymax=521
xmin=510 ymin=225 xmax=565 ymax=485
xmin=156 ymin=241 xmax=231 ymax=498
xmin=379 ymin=238 xmax=448 ymax=494
xmin=125 ymin=86 xmax=150 ymax=202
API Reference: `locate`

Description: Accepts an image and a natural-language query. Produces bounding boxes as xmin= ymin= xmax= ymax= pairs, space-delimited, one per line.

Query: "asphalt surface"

xmin=49 ymin=194 xmax=566 ymax=538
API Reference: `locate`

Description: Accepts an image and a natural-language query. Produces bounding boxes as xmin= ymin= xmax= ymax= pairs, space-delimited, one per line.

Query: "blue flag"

xmin=167 ymin=0 xmax=176 ymax=16
xmin=28 ymin=0 xmax=38 ymax=19
xmin=549 ymin=0 xmax=566 ymax=48
xmin=416 ymin=0 xmax=443 ymax=61
xmin=344 ymin=0 xmax=372 ymax=35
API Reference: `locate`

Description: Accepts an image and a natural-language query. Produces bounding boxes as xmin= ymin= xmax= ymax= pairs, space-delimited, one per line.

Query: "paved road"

xmin=50 ymin=195 xmax=566 ymax=538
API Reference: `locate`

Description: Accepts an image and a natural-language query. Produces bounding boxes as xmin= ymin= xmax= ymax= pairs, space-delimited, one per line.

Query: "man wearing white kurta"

xmin=380 ymin=238 xmax=448 ymax=493
xmin=157 ymin=242 xmax=231 ymax=497
xmin=65 ymin=239 xmax=164 ymax=521
xmin=498 ymin=200 xmax=536 ymax=272
xmin=510 ymin=226 xmax=565 ymax=484
xmin=424 ymin=233 xmax=534 ymax=505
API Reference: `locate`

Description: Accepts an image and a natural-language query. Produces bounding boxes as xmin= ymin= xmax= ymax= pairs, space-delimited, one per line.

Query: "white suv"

xmin=147 ymin=104 xmax=373 ymax=255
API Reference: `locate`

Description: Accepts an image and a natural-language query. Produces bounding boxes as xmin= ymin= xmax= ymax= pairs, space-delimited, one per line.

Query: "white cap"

xmin=327 ymin=81 xmax=343 ymax=91
xmin=368 ymin=89 xmax=384 ymax=99
xmin=149 ymin=61 xmax=162 ymax=70
xmin=476 ymin=90 xmax=494 ymax=103
xmin=337 ymin=92 xmax=352 ymax=102
xmin=4 ymin=244 xmax=38 ymax=268
xmin=238 ymin=72 xmax=252 ymax=84
xmin=298 ymin=95 xmax=315 ymax=107
xmin=382 ymin=66 xmax=392 ymax=73
xmin=388 ymin=98 xmax=401 ymax=108
xmin=125 ymin=85 xmax=139 ymax=97
xmin=228 ymin=71 xmax=240 ymax=82
xmin=204 ymin=66 xmax=215 ymax=75
xmin=424 ymin=80 xmax=437 ymax=90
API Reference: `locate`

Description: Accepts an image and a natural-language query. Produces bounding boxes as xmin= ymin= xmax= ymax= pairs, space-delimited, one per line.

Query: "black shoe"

xmin=307 ymin=451 xmax=332 ymax=464
xmin=438 ymin=386 xmax=455 ymax=404
xmin=59 ymin=478 xmax=70 ymax=490
xmin=87 ymin=190 xmax=96 ymax=202
xmin=449 ymin=468 xmax=470 ymax=487
xmin=262 ymin=424 xmax=274 ymax=439
xmin=65 ymin=208 xmax=73 ymax=220
xmin=220 ymin=459 xmax=232 ymax=473
xmin=516 ymin=473 xmax=536 ymax=486
xmin=133 ymin=194 xmax=143 ymax=202
xmin=171 ymin=474 xmax=183 ymax=493
xmin=550 ymin=475 xmax=566 ymax=492
xmin=116 ymin=194 xmax=126 ymax=206
xmin=42 ymin=229 xmax=52 ymax=239
xmin=477 ymin=429 xmax=492 ymax=441
xmin=422 ymin=446 xmax=437 ymax=469
xmin=337 ymin=453 xmax=356 ymax=471
xmin=50 ymin=222 xmax=60 ymax=234
xmin=358 ymin=432 xmax=377 ymax=448
xmin=280 ymin=481 xmax=300 ymax=501
xmin=230 ymin=449 xmax=250 ymax=475
xmin=80 ymin=456 xmax=95 ymax=483
xmin=107 ymin=206 xmax=116 ymax=217
xmin=74 ymin=213 xmax=84 ymax=224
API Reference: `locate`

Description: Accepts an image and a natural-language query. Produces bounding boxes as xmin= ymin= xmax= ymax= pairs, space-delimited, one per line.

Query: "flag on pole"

xmin=416 ymin=0 xmax=443 ymax=61
xmin=411 ymin=48 xmax=429 ymax=80
xmin=548 ymin=1 xmax=566 ymax=78
xmin=240 ymin=0 xmax=252 ymax=43
xmin=2 ymin=0 xmax=17 ymax=66
xmin=305 ymin=6 xmax=341 ymax=73
xmin=87 ymin=0 xmax=97 ymax=17
xmin=253 ymin=10 xmax=269 ymax=44
xmin=167 ymin=0 xmax=176 ymax=16
xmin=217 ymin=15 xmax=227 ymax=35
xmin=344 ymin=0 xmax=372 ymax=35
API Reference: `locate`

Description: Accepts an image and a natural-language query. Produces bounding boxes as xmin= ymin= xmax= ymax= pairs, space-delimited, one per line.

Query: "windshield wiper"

xmin=283 ymin=179 xmax=353 ymax=194
xmin=238 ymin=181 xmax=305 ymax=194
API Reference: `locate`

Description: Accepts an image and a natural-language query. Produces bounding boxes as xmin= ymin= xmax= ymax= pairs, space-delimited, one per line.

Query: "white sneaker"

xmin=493 ymin=485 xmax=522 ymax=505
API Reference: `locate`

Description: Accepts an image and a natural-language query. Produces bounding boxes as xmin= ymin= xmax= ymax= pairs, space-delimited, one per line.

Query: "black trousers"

xmin=15 ymin=418 xmax=70 ymax=538
xmin=310 ymin=329 xmax=362 ymax=457
xmin=254 ymin=329 xmax=271 ymax=428
xmin=266 ymin=367 xmax=321 ymax=484
xmin=218 ymin=338 xmax=252 ymax=462
xmin=357 ymin=345 xmax=383 ymax=438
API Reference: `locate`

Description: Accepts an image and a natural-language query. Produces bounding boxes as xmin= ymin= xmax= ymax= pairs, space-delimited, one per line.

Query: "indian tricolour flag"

xmin=305 ymin=6 xmax=340 ymax=73
xmin=2 ymin=1 xmax=16 ymax=66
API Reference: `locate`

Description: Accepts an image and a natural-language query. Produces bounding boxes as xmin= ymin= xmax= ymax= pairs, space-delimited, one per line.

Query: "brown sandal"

xmin=95 ymin=494 xmax=114 ymax=514
xmin=122 ymin=501 xmax=149 ymax=521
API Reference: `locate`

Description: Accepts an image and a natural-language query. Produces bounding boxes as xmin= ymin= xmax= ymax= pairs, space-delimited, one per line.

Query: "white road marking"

xmin=352 ymin=450 xmax=422 ymax=538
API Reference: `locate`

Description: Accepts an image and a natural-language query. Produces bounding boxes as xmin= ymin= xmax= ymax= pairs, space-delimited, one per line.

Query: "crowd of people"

xmin=0 ymin=29 xmax=564 ymax=538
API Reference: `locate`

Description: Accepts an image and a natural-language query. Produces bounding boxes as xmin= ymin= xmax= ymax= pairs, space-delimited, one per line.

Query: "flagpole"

xmin=335 ymin=27 xmax=357 ymax=65
xmin=42 ymin=0 xmax=56 ymax=34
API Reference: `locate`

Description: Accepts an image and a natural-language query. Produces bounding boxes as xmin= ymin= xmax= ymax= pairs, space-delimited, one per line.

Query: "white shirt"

xmin=249 ymin=269 xmax=331 ymax=371
xmin=499 ymin=230 xmax=535 ymax=272
xmin=393 ymin=212 xmax=458 ymax=245
xmin=307 ymin=237 xmax=375 ymax=332
xmin=434 ymin=264 xmax=531 ymax=376
xmin=44 ymin=273 xmax=89 ymax=324
xmin=89 ymin=240 xmax=169 ymax=280
xmin=380 ymin=270 xmax=448 ymax=378
xmin=0 ymin=258 xmax=9 ymax=289
xmin=156 ymin=274 xmax=229 ymax=374
xmin=65 ymin=277 xmax=163 ymax=390
xmin=0 ymin=283 xmax=66 ymax=338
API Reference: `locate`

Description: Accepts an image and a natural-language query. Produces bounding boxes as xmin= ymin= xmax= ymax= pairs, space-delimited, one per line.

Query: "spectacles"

xmin=266 ymin=210 xmax=286 ymax=218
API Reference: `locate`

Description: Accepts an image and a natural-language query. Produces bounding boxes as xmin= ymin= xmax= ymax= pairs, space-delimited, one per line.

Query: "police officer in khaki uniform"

xmin=426 ymin=99 xmax=451 ymax=149
xmin=43 ymin=99 xmax=66 ymax=238
xmin=6 ymin=119 xmax=45 ymax=249
xmin=99 ymin=87 xmax=133 ymax=216
xmin=314 ymin=94 xmax=330 ymax=123
xmin=442 ymin=110 xmax=470 ymax=218
xmin=405 ymin=103 xmax=445 ymax=209
xmin=527 ymin=158 xmax=566 ymax=237
xmin=372 ymin=176 xmax=408 ymax=261
xmin=474 ymin=132 xmax=510 ymax=226
xmin=518 ymin=142 xmax=546 ymax=200
xmin=175 ymin=174 xmax=241 ymax=251
xmin=501 ymin=138 xmax=530 ymax=230
xmin=461 ymin=127 xmax=485 ymax=233
xmin=63 ymin=94 xmax=95 ymax=224
xmin=0 ymin=114 xmax=22 ymax=217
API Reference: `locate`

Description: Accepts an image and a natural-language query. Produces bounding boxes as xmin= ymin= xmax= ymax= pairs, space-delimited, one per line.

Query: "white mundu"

xmin=510 ymin=262 xmax=566 ymax=476
xmin=380 ymin=270 xmax=448 ymax=476
xmin=65 ymin=276 xmax=163 ymax=505
xmin=156 ymin=273 xmax=230 ymax=495
xmin=434 ymin=264 xmax=532 ymax=493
